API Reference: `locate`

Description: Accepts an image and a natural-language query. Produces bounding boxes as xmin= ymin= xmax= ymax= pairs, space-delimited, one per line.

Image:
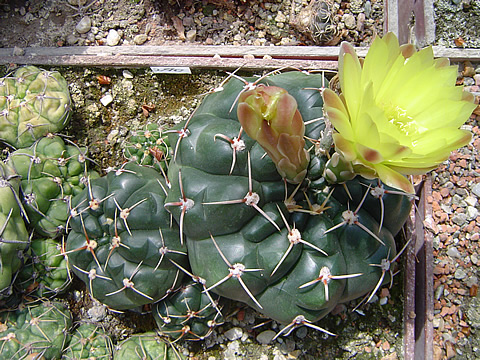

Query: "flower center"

xmin=384 ymin=104 xmax=418 ymax=137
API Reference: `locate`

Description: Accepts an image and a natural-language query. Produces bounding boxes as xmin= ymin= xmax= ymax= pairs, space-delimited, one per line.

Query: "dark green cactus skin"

xmin=124 ymin=122 xmax=170 ymax=172
xmin=66 ymin=163 xmax=187 ymax=311
xmin=0 ymin=65 xmax=71 ymax=149
xmin=8 ymin=135 xmax=99 ymax=237
xmin=164 ymin=71 xmax=408 ymax=329
xmin=0 ymin=160 xmax=29 ymax=299
xmin=331 ymin=176 xmax=413 ymax=237
xmin=62 ymin=323 xmax=113 ymax=360
xmin=113 ymin=332 xmax=185 ymax=360
xmin=153 ymin=281 xmax=225 ymax=341
xmin=0 ymin=300 xmax=72 ymax=359
xmin=16 ymin=237 xmax=71 ymax=298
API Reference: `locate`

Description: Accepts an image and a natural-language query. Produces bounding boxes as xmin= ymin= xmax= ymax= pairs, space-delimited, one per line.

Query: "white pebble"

xmin=224 ymin=327 xmax=243 ymax=341
xmin=100 ymin=93 xmax=113 ymax=106
xmin=106 ymin=29 xmax=121 ymax=46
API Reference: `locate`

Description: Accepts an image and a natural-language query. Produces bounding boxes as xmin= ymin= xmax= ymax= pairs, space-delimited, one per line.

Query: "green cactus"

xmin=0 ymin=65 xmax=72 ymax=149
xmin=164 ymin=70 xmax=412 ymax=336
xmin=123 ymin=122 xmax=171 ymax=174
xmin=62 ymin=323 xmax=113 ymax=360
xmin=7 ymin=134 xmax=99 ymax=237
xmin=153 ymin=281 xmax=225 ymax=341
xmin=66 ymin=162 xmax=188 ymax=311
xmin=16 ymin=237 xmax=71 ymax=298
xmin=0 ymin=160 xmax=29 ymax=299
xmin=0 ymin=300 xmax=72 ymax=359
xmin=113 ymin=332 xmax=185 ymax=360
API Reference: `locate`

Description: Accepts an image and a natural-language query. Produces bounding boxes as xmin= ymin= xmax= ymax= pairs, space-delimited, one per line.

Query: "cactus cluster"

xmin=3 ymin=37 xmax=471 ymax=355
xmin=0 ymin=66 xmax=71 ymax=149
xmin=62 ymin=69 xmax=414 ymax=342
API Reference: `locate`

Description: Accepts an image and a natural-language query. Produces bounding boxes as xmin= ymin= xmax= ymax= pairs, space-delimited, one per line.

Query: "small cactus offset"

xmin=7 ymin=134 xmax=99 ymax=237
xmin=0 ymin=66 xmax=72 ymax=149
xmin=66 ymin=162 xmax=188 ymax=311
xmin=164 ymin=70 xmax=413 ymax=336
xmin=16 ymin=237 xmax=71 ymax=299
xmin=123 ymin=122 xmax=171 ymax=173
xmin=153 ymin=281 xmax=225 ymax=342
xmin=0 ymin=300 xmax=72 ymax=359
xmin=62 ymin=323 xmax=113 ymax=360
xmin=0 ymin=160 xmax=29 ymax=300
xmin=113 ymin=332 xmax=185 ymax=360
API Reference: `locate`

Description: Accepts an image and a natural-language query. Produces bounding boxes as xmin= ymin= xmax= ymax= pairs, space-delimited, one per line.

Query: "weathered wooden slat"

xmin=1 ymin=45 xmax=479 ymax=71
xmin=0 ymin=54 xmax=338 ymax=71
xmin=0 ymin=45 xmax=362 ymax=59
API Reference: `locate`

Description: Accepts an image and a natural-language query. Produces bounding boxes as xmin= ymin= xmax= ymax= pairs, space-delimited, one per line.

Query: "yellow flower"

xmin=323 ymin=32 xmax=476 ymax=193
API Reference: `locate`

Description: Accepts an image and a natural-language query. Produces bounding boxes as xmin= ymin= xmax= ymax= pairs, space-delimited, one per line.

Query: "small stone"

xmin=454 ymin=267 xmax=467 ymax=280
xmin=107 ymin=129 xmax=119 ymax=143
xmin=343 ymin=14 xmax=356 ymax=29
xmin=295 ymin=326 xmax=308 ymax=339
xmin=465 ymin=195 xmax=478 ymax=207
xmin=186 ymin=29 xmax=197 ymax=42
xmin=76 ymin=16 xmax=92 ymax=34
xmin=224 ymin=327 xmax=243 ymax=341
xmin=474 ymin=74 xmax=480 ymax=86
xmin=467 ymin=206 xmax=479 ymax=220
xmin=133 ymin=34 xmax=148 ymax=45
xmin=356 ymin=12 xmax=366 ymax=31
xmin=122 ymin=70 xmax=133 ymax=79
xmin=100 ymin=93 xmax=113 ymax=106
xmin=451 ymin=213 xmax=468 ymax=226
xmin=87 ymin=303 xmax=106 ymax=321
xmin=470 ymin=254 xmax=479 ymax=265
xmin=447 ymin=246 xmax=462 ymax=258
xmin=106 ymin=29 xmax=121 ymax=46
xmin=12 ymin=46 xmax=24 ymax=56
xmin=463 ymin=61 xmax=476 ymax=77
xmin=275 ymin=12 xmax=286 ymax=23
xmin=66 ymin=34 xmax=79 ymax=45
xmin=472 ymin=183 xmax=480 ymax=197
xmin=256 ymin=330 xmax=276 ymax=344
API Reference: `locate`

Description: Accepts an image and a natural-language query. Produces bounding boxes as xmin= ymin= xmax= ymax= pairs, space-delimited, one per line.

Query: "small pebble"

xmin=133 ymin=34 xmax=148 ymax=45
xmin=100 ymin=93 xmax=113 ymax=106
xmin=454 ymin=267 xmax=467 ymax=280
xmin=447 ymin=246 xmax=462 ymax=259
xmin=76 ymin=16 xmax=92 ymax=34
xmin=343 ymin=13 xmax=356 ymax=29
xmin=106 ymin=29 xmax=121 ymax=46
xmin=256 ymin=330 xmax=276 ymax=344
xmin=224 ymin=327 xmax=243 ymax=341
xmin=186 ymin=29 xmax=197 ymax=42
xmin=122 ymin=70 xmax=134 ymax=79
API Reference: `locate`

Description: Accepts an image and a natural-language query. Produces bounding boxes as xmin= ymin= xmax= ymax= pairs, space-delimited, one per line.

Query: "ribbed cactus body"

xmin=153 ymin=281 xmax=225 ymax=341
xmin=63 ymin=323 xmax=113 ymax=360
xmin=0 ymin=161 xmax=29 ymax=299
xmin=124 ymin=122 xmax=170 ymax=172
xmin=8 ymin=135 xmax=99 ymax=237
xmin=17 ymin=237 xmax=71 ymax=298
xmin=164 ymin=71 xmax=410 ymax=329
xmin=0 ymin=66 xmax=71 ymax=148
xmin=113 ymin=332 xmax=184 ymax=360
xmin=0 ymin=300 xmax=72 ymax=359
xmin=66 ymin=163 xmax=187 ymax=311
